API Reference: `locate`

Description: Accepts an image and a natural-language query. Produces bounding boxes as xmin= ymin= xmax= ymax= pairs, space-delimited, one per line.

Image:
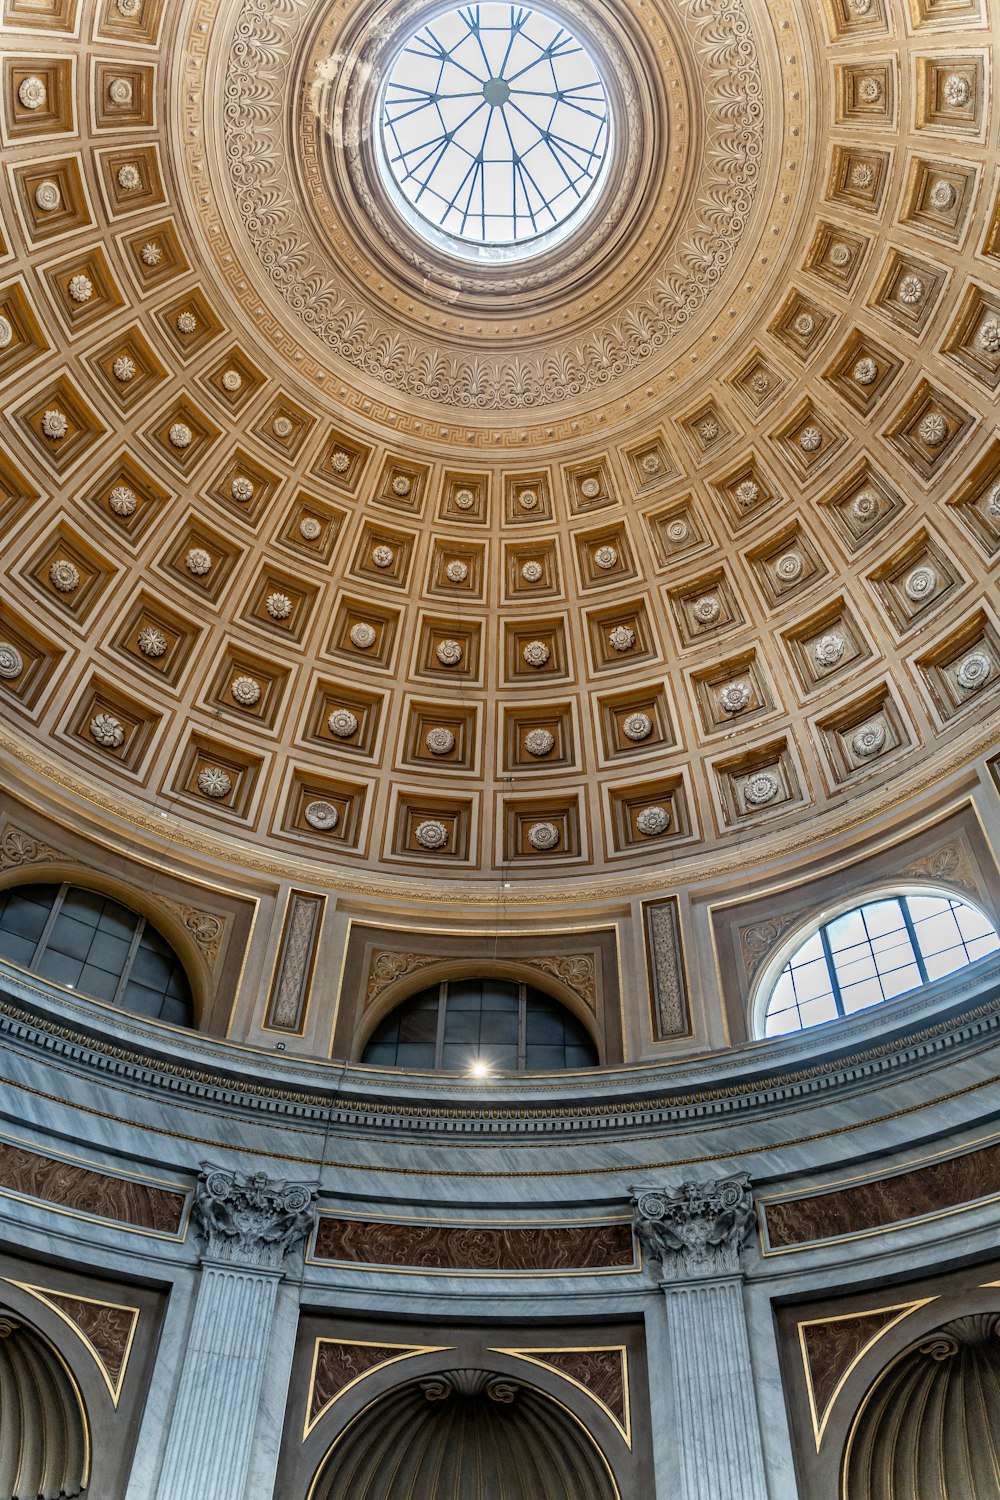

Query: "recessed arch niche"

xmin=308 ymin=1367 xmax=619 ymax=1500
xmin=0 ymin=1310 xmax=90 ymax=1500
xmin=843 ymin=1314 xmax=1000 ymax=1500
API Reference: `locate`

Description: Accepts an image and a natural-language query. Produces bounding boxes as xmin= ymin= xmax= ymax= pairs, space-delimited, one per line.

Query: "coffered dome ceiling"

xmin=0 ymin=0 xmax=998 ymax=893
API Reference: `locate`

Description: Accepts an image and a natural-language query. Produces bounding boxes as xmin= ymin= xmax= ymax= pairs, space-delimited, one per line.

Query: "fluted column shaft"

xmin=664 ymin=1274 xmax=769 ymax=1500
xmin=155 ymin=1261 xmax=280 ymax=1500
xmin=151 ymin=1164 xmax=315 ymax=1500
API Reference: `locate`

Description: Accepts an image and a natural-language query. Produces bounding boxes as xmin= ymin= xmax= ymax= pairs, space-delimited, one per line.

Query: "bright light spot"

xmin=469 ymin=1058 xmax=490 ymax=1077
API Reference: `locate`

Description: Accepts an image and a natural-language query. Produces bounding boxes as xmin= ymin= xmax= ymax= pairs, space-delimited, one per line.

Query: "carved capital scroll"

xmin=631 ymin=1172 xmax=755 ymax=1280
xmin=193 ymin=1164 xmax=315 ymax=1270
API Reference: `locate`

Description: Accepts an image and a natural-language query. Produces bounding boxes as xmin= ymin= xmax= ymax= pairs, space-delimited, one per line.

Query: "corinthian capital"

xmin=631 ymin=1172 xmax=755 ymax=1280
xmin=193 ymin=1164 xmax=316 ymax=1270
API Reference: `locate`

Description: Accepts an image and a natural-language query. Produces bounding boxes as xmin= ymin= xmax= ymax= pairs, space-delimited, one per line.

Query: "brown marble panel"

xmin=36 ymin=1291 xmax=138 ymax=1391
xmin=509 ymin=1347 xmax=628 ymax=1432
xmin=800 ymin=1309 xmax=907 ymax=1437
xmin=0 ymin=1138 xmax=185 ymax=1234
xmin=765 ymin=1140 xmax=1000 ymax=1247
xmin=313 ymin=1216 xmax=635 ymax=1271
xmin=309 ymin=1339 xmax=427 ymax=1425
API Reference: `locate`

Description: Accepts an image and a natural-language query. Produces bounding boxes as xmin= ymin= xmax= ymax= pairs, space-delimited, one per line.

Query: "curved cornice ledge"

xmin=2 ymin=957 xmax=999 ymax=1139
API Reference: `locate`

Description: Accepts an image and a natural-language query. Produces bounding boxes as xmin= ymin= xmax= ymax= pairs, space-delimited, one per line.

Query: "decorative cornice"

xmin=1 ymin=959 xmax=999 ymax=1140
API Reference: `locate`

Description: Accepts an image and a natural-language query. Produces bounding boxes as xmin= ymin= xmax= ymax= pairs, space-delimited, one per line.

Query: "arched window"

xmin=760 ymin=891 xmax=1000 ymax=1038
xmin=0 ymin=882 xmax=194 ymax=1027
xmin=361 ymin=977 xmax=599 ymax=1073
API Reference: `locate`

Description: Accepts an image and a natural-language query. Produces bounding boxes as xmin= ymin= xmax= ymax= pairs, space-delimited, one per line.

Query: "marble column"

xmin=632 ymin=1173 xmax=769 ymax=1500
xmin=153 ymin=1165 xmax=315 ymax=1500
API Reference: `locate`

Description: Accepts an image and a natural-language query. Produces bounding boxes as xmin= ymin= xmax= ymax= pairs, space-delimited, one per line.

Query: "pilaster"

xmin=153 ymin=1165 xmax=315 ymax=1500
xmin=633 ymin=1173 xmax=769 ymax=1500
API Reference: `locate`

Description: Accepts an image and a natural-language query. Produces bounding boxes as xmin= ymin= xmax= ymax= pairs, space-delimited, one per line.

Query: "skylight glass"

xmin=380 ymin=3 xmax=610 ymax=252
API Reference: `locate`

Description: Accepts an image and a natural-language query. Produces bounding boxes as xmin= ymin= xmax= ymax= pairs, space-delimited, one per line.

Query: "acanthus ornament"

xmin=666 ymin=518 xmax=689 ymax=543
xmin=608 ymin=624 xmax=635 ymax=652
xmin=67 ymin=274 xmax=93 ymax=303
xmin=299 ymin=516 xmax=322 ymax=541
xmin=518 ymin=489 xmax=539 ymax=511
xmin=273 ymin=416 xmax=294 ymax=438
xmin=330 ymin=449 xmax=350 ymax=472
xmin=109 ymin=77 xmax=134 ymax=106
xmin=371 ymin=544 xmax=394 ymax=568
xmin=850 ymin=163 xmax=874 ymax=190
xmin=223 ymin=0 xmax=764 ymax=409
xmin=454 ymin=488 xmax=475 ymax=509
xmin=176 ymin=311 xmax=198 ymax=335
xmin=0 ymin=645 xmax=24 ymax=680
xmin=140 ymin=241 xmax=162 ymax=266
xmin=631 ymin=1174 xmax=755 ymax=1279
xmin=186 ymin=548 xmax=212 ymax=576
xmin=231 ymin=476 xmax=254 ymax=502
xmin=0 ymin=317 xmax=12 ymax=349
xmin=523 ymin=640 xmax=550 ymax=668
xmin=734 ymin=480 xmax=759 ymax=509
xmin=113 ymin=355 xmax=136 ymax=382
xmin=41 ymin=410 xmax=68 ymax=440
xmin=222 ymin=369 xmax=243 ymax=392
xmin=445 ymin=559 xmax=468 ymax=583
xmin=520 ymin=561 xmax=543 ymax=583
xmin=193 ymin=1164 xmax=315 ymax=1269
xmin=853 ymin=357 xmax=878 ymax=385
xmin=168 ymin=422 xmax=192 ymax=449
xmin=527 ymin=821 xmax=560 ymax=851
xmin=857 ymin=76 xmax=882 ymax=103
xmin=798 ymin=424 xmax=822 ymax=452
xmin=594 ymin=545 xmax=618 ymax=570
xmin=116 ymin=163 xmax=142 ymax=191
xmin=391 ymin=475 xmax=411 ymax=497
xmin=580 ymin=477 xmax=601 ymax=499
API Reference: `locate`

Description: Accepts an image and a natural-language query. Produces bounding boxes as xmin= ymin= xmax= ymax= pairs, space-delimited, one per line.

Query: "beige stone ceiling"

xmin=0 ymin=0 xmax=998 ymax=889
